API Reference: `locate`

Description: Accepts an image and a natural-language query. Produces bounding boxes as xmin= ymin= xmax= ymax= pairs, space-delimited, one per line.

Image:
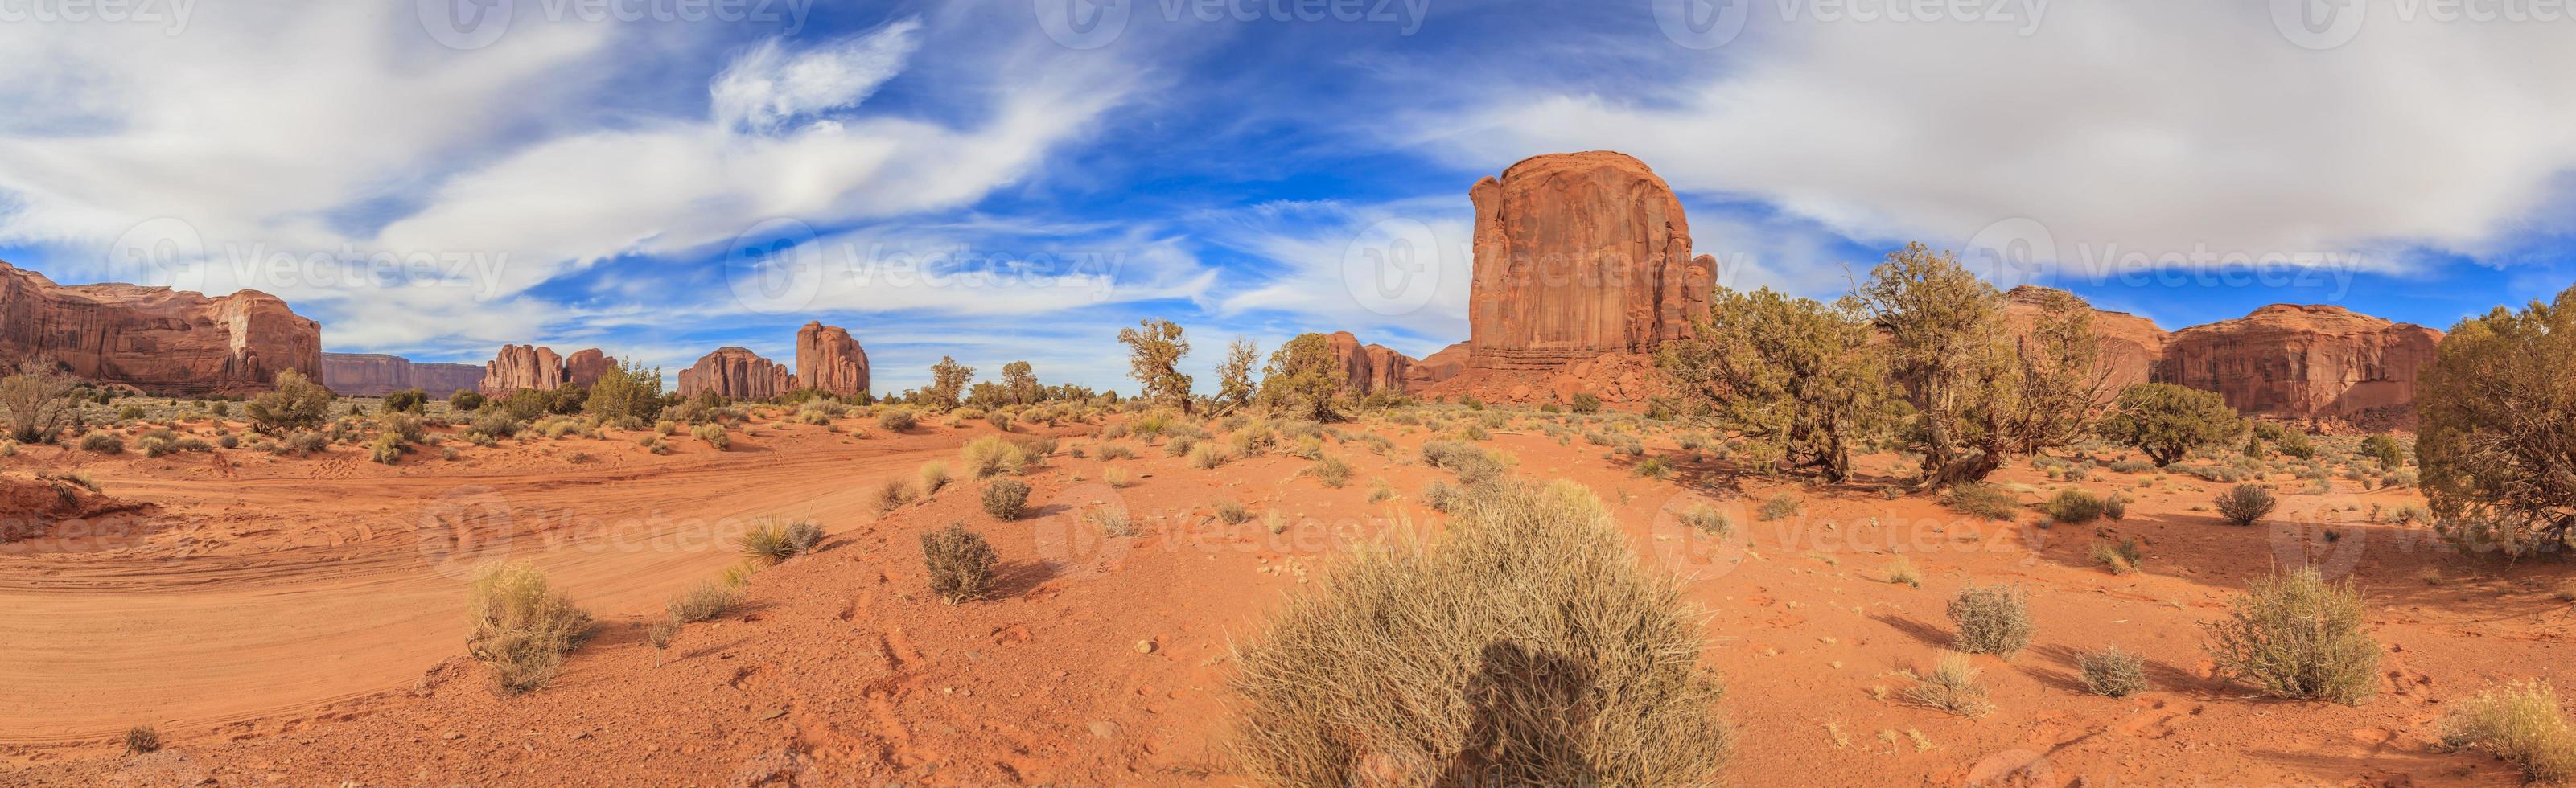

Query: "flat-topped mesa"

xmin=320 ymin=353 xmax=487 ymax=396
xmin=0 ymin=260 xmax=321 ymax=396
xmin=1999 ymin=285 xmax=2169 ymax=395
xmin=479 ymin=345 xmax=614 ymax=394
xmin=796 ymin=322 xmax=869 ymax=398
xmin=1466 ymin=150 xmax=1717 ymax=371
xmin=678 ymin=347 xmax=792 ymax=400
xmin=1327 ymin=332 xmax=1415 ymax=395
xmin=2154 ymin=303 xmax=2442 ymax=423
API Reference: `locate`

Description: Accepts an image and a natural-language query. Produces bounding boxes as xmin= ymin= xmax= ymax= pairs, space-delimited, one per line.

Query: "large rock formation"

xmin=320 ymin=353 xmax=486 ymax=396
xmin=678 ymin=347 xmax=792 ymax=400
xmin=796 ymin=322 xmax=869 ymax=397
xmin=1405 ymin=342 xmax=1470 ymax=388
xmin=480 ymin=345 xmax=613 ymax=394
xmin=2154 ymin=304 xmax=2441 ymax=423
xmin=1465 ymin=151 xmax=1716 ymax=371
xmin=2000 ymin=286 xmax=2169 ymax=395
xmin=0 ymin=260 xmax=321 ymax=396
xmin=1327 ymin=332 xmax=1414 ymax=395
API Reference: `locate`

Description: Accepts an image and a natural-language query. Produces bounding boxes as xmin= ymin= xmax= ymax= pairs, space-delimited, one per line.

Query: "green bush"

xmin=1946 ymin=585 xmax=2031 ymax=657
xmin=981 ymin=478 xmax=1031 ymax=520
xmin=384 ymin=388 xmax=430 ymax=413
xmin=2043 ymin=489 xmax=2109 ymax=525
xmin=78 ymin=431 xmax=123 ymax=454
xmin=245 ymin=370 xmax=334 ymax=437
xmin=2202 ymin=566 xmax=2378 ymax=704
xmin=2214 ymin=484 xmax=2278 ymax=526
xmin=921 ymin=523 xmax=998 ymax=603
xmin=2096 ymin=383 xmax=2245 ymax=466
xmin=1944 ymin=482 xmax=2020 ymax=520
xmin=449 ymin=389 xmax=487 ymax=411
xmin=1568 ymin=392 xmax=1603 ymax=415
xmin=466 ymin=561 xmax=592 ymax=696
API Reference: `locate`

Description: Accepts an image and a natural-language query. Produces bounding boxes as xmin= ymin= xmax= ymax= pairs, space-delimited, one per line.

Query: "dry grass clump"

xmin=78 ymin=431 xmax=123 ymax=454
xmin=1188 ymin=441 xmax=1232 ymax=470
xmin=1310 ymin=455 xmax=1351 ymax=487
xmin=124 ymin=724 xmax=160 ymax=755
xmin=465 ymin=560 xmax=591 ymax=696
xmin=666 ymin=581 xmax=737 ymax=622
xmin=692 ymin=422 xmax=730 ymax=450
xmin=2043 ymin=489 xmax=2109 ymax=525
xmin=1228 ymin=480 xmax=1730 ymax=786
xmin=2442 ymin=680 xmax=2576 ymax=783
xmin=2203 ymin=566 xmax=2380 ymax=704
xmin=2090 ymin=537 xmax=2145 ymax=574
xmin=2214 ymin=483 xmax=2278 ymax=526
xmin=1944 ymin=482 xmax=2019 ymax=519
xmin=878 ymin=408 xmax=918 ymax=432
xmin=735 ymin=519 xmax=817 ymax=564
xmin=1883 ymin=556 xmax=1921 ymax=588
xmin=919 ymin=462 xmax=952 ymax=495
xmin=1681 ymin=505 xmax=1730 ymax=537
xmin=1906 ymin=651 xmax=1994 ymax=717
xmin=921 ymin=523 xmax=998 ymax=603
xmin=1946 ymin=585 xmax=2032 ymax=657
xmin=876 ymin=479 xmax=917 ymax=512
xmin=1216 ymin=500 xmax=1250 ymax=525
xmin=2079 ymin=646 xmax=2149 ymax=697
xmin=982 ymin=478 xmax=1031 ymax=520
xmin=1097 ymin=442 xmax=1136 ymax=460
xmin=1758 ymin=493 xmax=1801 ymax=522
xmin=962 ymin=436 xmax=1029 ymax=478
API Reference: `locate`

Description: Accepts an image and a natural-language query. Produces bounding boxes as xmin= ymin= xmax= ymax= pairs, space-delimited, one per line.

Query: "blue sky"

xmin=3 ymin=0 xmax=2574 ymax=393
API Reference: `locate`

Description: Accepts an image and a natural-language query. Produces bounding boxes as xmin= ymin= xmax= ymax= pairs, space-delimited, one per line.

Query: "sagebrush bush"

xmin=368 ymin=433 xmax=405 ymax=465
xmin=2442 ymin=680 xmax=2576 ymax=783
xmin=78 ymin=431 xmax=122 ymax=454
xmin=876 ymin=479 xmax=916 ymax=511
xmin=466 ymin=561 xmax=591 ymax=696
xmin=1311 ymin=455 xmax=1351 ymax=487
xmin=962 ymin=436 xmax=1027 ymax=478
xmin=982 ymin=478 xmax=1031 ymax=520
xmin=1681 ymin=505 xmax=1730 ymax=537
xmin=1884 ymin=556 xmax=1921 ymax=588
xmin=2079 ymin=646 xmax=2149 ymax=697
xmin=666 ymin=581 xmax=737 ymax=622
xmin=2203 ymin=566 xmax=2379 ymax=704
xmin=2044 ymin=489 xmax=2109 ymax=525
xmin=1229 ymin=480 xmax=1730 ymax=786
xmin=878 ymin=408 xmax=918 ymax=432
xmin=693 ymin=423 xmax=730 ymax=450
xmin=1216 ymin=500 xmax=1250 ymax=524
xmin=1946 ymin=585 xmax=2031 ymax=657
xmin=1945 ymin=482 xmax=2020 ymax=520
xmin=124 ymin=724 xmax=160 ymax=756
xmin=919 ymin=462 xmax=951 ymax=494
xmin=1907 ymin=651 xmax=1993 ymax=717
xmin=921 ymin=523 xmax=998 ymax=603
xmin=1758 ymin=493 xmax=1800 ymax=522
xmin=2090 ymin=537 xmax=2145 ymax=574
xmin=2215 ymin=484 xmax=2278 ymax=526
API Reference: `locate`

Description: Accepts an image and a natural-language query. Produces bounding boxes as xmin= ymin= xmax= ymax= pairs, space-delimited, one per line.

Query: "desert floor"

xmin=2 ymin=404 xmax=2570 ymax=786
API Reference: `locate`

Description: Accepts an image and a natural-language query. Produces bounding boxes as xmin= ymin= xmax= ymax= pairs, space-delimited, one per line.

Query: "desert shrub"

xmin=1214 ymin=500 xmax=1252 ymax=524
xmin=982 ymin=478 xmax=1031 ymax=520
xmin=2442 ymin=680 xmax=2576 ymax=783
xmin=878 ymin=408 xmax=918 ymax=432
xmin=2416 ymin=291 xmax=2576 ymax=555
xmin=718 ymin=560 xmax=757 ymax=588
xmin=2043 ymin=489 xmax=2109 ymax=525
xmin=124 ymin=724 xmax=160 ymax=756
xmin=918 ymin=462 xmax=952 ymax=495
xmin=875 ymin=479 xmax=917 ymax=511
xmin=1906 ymin=651 xmax=1994 ymax=717
xmin=380 ymin=412 xmax=426 ymax=444
xmin=1632 ymin=455 xmax=1673 ymax=479
xmin=1568 ymin=391 xmax=1603 ymax=414
xmin=465 ymin=560 xmax=591 ymax=696
xmin=1758 ymin=493 xmax=1801 ymax=522
xmin=2090 ymin=537 xmax=2145 ymax=574
xmin=692 ymin=422 xmax=730 ymax=450
xmin=2360 ymin=433 xmax=2405 ymax=470
xmin=921 ymin=523 xmax=998 ymax=603
xmin=0 ymin=364 xmax=81 ymax=444
xmin=1311 ymin=455 xmax=1351 ymax=488
xmin=2102 ymin=495 xmax=2127 ymax=521
xmin=2079 ymin=646 xmax=2149 ymax=698
xmin=666 ymin=581 xmax=737 ymax=622
xmin=136 ymin=433 xmax=175 ymax=457
xmin=644 ymin=618 xmax=681 ymax=667
xmin=1681 ymin=505 xmax=1730 ymax=537
xmin=2214 ymin=484 xmax=2278 ymax=526
xmin=1165 ymin=435 xmax=1198 ymax=457
xmin=382 ymin=388 xmax=430 ymax=413
xmin=448 ymin=390 xmax=486 ymax=411
xmin=1422 ymin=479 xmax=1463 ymax=512
xmin=2107 ymin=458 xmax=2154 ymax=474
xmin=1421 ymin=440 xmax=1508 ymax=484
xmin=2273 ymin=429 xmax=2316 ymax=460
xmin=368 ymin=433 xmax=405 ymax=465
xmin=962 ymin=436 xmax=1028 ymax=478
xmin=282 ymin=431 xmax=330 ymax=455
xmin=1944 ymin=482 xmax=2019 ymax=520
xmin=1656 ymin=286 xmax=1892 ymax=482
xmin=736 ymin=519 xmax=808 ymax=564
xmin=1229 ymin=479 xmax=1730 ymax=786
xmin=2095 ymin=383 xmax=2245 ymax=466
xmin=245 ymin=370 xmax=333 ymax=437
xmin=1097 ymin=442 xmax=1135 ymax=460
xmin=78 ymin=431 xmax=122 ymax=454
xmin=1188 ymin=441 xmax=1230 ymax=470
xmin=1946 ymin=585 xmax=2031 ymax=657
xmin=2202 ymin=566 xmax=2379 ymax=704
xmin=1884 ymin=556 xmax=1921 ymax=588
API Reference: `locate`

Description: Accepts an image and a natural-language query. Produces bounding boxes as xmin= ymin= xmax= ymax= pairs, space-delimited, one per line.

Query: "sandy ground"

xmin=2 ymin=407 xmax=2570 ymax=786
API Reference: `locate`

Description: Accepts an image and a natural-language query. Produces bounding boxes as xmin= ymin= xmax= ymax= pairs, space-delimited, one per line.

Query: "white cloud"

xmin=1415 ymin=1 xmax=2576 ymax=277
xmin=712 ymin=18 xmax=922 ymax=133
xmin=1204 ymin=197 xmax=1476 ymax=355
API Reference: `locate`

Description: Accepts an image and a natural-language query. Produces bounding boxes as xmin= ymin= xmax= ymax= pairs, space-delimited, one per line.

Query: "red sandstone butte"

xmin=796 ymin=322 xmax=869 ymax=398
xmin=0 ymin=260 xmax=321 ymax=396
xmin=1327 ymin=331 xmax=1415 ymax=395
xmin=480 ymin=345 xmax=614 ymax=394
xmin=1999 ymin=285 xmax=2169 ymax=396
xmin=1465 ymin=151 xmax=1715 ymax=371
xmin=320 ymin=353 xmax=487 ymax=397
xmin=678 ymin=347 xmax=792 ymax=400
xmin=2154 ymin=304 xmax=2441 ymax=424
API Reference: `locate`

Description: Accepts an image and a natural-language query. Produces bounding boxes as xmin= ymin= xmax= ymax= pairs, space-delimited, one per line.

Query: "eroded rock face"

xmin=320 ymin=353 xmax=486 ymax=396
xmin=796 ymin=322 xmax=869 ymax=397
xmin=1327 ymin=332 xmax=1414 ymax=395
xmin=1466 ymin=151 xmax=1716 ymax=371
xmin=678 ymin=347 xmax=792 ymax=400
xmin=2000 ymin=285 xmax=2169 ymax=395
xmin=0 ymin=261 xmax=321 ymax=396
xmin=480 ymin=345 xmax=612 ymax=394
xmin=2154 ymin=304 xmax=2442 ymax=423
xmin=1405 ymin=342 xmax=1470 ymax=388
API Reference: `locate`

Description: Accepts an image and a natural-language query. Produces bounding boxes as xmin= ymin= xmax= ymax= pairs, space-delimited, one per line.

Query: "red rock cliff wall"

xmin=2154 ymin=304 xmax=2441 ymax=422
xmin=0 ymin=261 xmax=320 ymax=396
xmin=678 ymin=347 xmax=792 ymax=400
xmin=1466 ymin=151 xmax=1715 ymax=371
xmin=796 ymin=322 xmax=869 ymax=397
xmin=322 ymin=353 xmax=487 ymax=396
